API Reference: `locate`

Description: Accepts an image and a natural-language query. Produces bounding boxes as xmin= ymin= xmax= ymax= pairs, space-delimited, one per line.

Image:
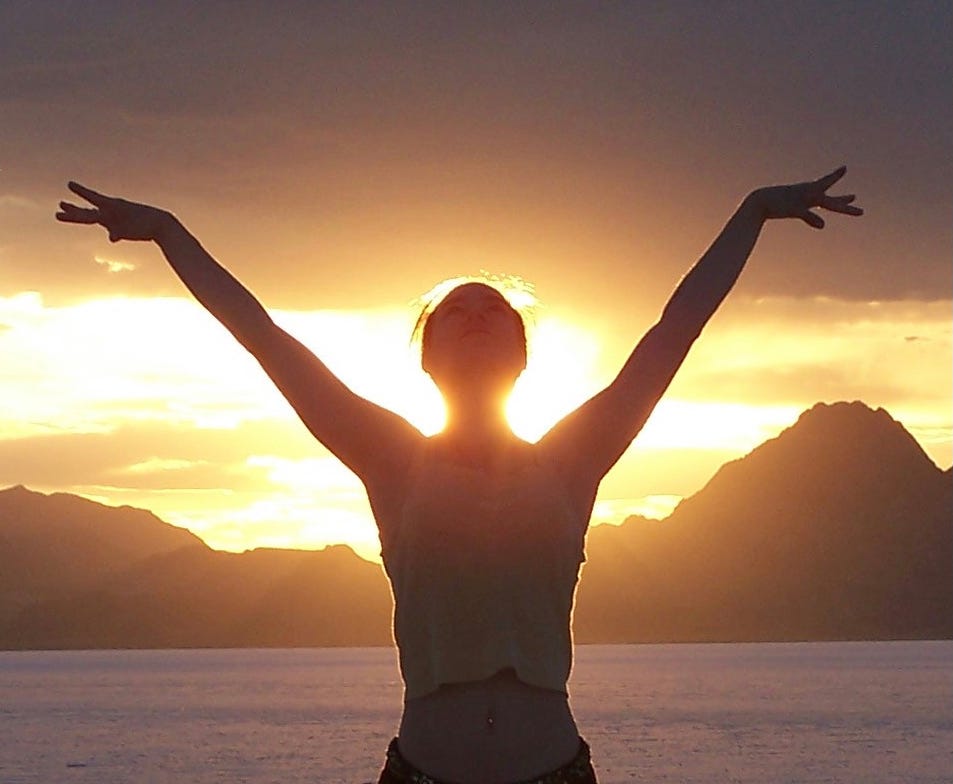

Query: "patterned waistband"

xmin=384 ymin=737 xmax=594 ymax=784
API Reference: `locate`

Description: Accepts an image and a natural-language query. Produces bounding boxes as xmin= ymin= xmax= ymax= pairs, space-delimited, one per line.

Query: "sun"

xmin=505 ymin=317 xmax=603 ymax=441
xmin=320 ymin=310 xmax=605 ymax=443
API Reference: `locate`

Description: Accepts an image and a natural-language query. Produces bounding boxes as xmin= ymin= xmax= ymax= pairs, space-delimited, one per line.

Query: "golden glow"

xmin=591 ymin=496 xmax=683 ymax=525
xmin=507 ymin=317 xmax=602 ymax=440
xmin=1 ymin=292 xmax=950 ymax=557
xmin=638 ymin=401 xmax=802 ymax=451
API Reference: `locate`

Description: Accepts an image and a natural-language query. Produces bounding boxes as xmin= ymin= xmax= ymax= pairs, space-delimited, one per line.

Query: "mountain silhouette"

xmin=1 ymin=402 xmax=949 ymax=649
xmin=4 ymin=542 xmax=394 ymax=649
xmin=575 ymin=401 xmax=952 ymax=642
xmin=0 ymin=485 xmax=205 ymax=627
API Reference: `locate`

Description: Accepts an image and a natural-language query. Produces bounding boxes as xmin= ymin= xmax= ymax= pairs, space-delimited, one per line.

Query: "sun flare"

xmin=506 ymin=317 xmax=603 ymax=441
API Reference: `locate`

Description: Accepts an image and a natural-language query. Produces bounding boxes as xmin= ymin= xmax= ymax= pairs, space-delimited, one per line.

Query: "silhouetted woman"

xmin=57 ymin=168 xmax=861 ymax=783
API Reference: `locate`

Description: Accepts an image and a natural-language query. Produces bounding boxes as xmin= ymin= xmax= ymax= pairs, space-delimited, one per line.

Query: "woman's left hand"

xmin=56 ymin=181 xmax=173 ymax=243
xmin=751 ymin=166 xmax=863 ymax=229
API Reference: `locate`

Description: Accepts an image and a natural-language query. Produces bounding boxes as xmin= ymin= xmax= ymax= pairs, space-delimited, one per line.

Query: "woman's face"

xmin=422 ymin=283 xmax=526 ymax=388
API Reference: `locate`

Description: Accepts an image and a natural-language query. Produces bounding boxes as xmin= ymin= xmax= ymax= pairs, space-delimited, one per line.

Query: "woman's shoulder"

xmin=363 ymin=436 xmax=430 ymax=524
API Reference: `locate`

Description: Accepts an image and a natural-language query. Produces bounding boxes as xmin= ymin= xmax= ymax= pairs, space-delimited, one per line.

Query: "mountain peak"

xmin=0 ymin=485 xmax=207 ymax=588
xmin=666 ymin=399 xmax=947 ymax=544
xmin=1 ymin=484 xmax=40 ymax=498
xmin=759 ymin=399 xmax=936 ymax=475
xmin=576 ymin=400 xmax=953 ymax=643
xmin=795 ymin=400 xmax=896 ymax=430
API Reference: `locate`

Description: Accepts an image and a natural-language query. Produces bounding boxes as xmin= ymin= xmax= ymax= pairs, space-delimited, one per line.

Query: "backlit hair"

xmin=411 ymin=272 xmax=538 ymax=363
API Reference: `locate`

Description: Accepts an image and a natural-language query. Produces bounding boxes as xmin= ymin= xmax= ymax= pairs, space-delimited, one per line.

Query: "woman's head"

xmin=413 ymin=276 xmax=534 ymax=392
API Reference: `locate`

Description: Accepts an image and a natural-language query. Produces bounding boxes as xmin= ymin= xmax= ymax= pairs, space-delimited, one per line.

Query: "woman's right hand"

xmin=748 ymin=166 xmax=863 ymax=229
xmin=56 ymin=181 xmax=174 ymax=243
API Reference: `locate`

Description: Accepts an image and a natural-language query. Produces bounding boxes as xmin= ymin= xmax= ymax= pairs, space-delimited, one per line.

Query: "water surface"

xmin=1 ymin=641 xmax=949 ymax=783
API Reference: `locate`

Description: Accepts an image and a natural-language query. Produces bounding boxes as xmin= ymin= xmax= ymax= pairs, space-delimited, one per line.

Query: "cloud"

xmin=121 ymin=457 xmax=206 ymax=474
xmin=0 ymin=420 xmax=316 ymax=490
xmin=94 ymin=256 xmax=136 ymax=274
xmin=3 ymin=2 xmax=950 ymax=310
xmin=659 ymin=296 xmax=953 ymax=409
xmin=0 ymin=417 xmax=381 ymax=555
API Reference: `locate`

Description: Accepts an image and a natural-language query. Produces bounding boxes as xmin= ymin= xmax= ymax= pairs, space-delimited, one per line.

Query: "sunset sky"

xmin=1 ymin=2 xmax=950 ymax=561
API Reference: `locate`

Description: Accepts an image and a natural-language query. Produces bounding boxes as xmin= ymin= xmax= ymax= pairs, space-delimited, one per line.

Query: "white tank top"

xmin=378 ymin=441 xmax=587 ymax=700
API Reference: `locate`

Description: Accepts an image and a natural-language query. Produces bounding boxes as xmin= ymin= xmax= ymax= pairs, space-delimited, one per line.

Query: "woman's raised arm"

xmin=56 ymin=182 xmax=423 ymax=482
xmin=538 ymin=167 xmax=862 ymax=493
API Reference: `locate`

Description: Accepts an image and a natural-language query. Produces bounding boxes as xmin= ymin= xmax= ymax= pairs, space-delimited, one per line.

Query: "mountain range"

xmin=1 ymin=401 xmax=949 ymax=649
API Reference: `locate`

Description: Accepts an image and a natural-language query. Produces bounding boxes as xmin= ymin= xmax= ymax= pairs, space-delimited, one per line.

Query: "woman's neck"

xmin=437 ymin=396 xmax=518 ymax=469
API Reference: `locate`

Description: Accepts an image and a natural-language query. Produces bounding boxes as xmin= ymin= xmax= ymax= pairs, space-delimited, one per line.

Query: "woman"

xmin=57 ymin=169 xmax=861 ymax=783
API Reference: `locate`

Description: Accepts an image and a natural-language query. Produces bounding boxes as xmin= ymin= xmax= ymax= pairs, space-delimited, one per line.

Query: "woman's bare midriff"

xmin=396 ymin=668 xmax=581 ymax=783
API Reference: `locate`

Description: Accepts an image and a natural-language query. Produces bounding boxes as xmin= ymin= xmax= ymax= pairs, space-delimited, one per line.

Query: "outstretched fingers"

xmin=812 ymin=167 xmax=863 ymax=218
xmin=815 ymin=165 xmax=847 ymax=191
xmin=799 ymin=209 xmax=825 ymax=230
xmin=821 ymin=193 xmax=864 ymax=216
xmin=55 ymin=201 xmax=101 ymax=224
xmin=67 ymin=181 xmax=111 ymax=207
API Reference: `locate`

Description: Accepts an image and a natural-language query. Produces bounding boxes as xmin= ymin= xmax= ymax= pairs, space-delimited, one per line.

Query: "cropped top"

xmin=377 ymin=441 xmax=587 ymax=700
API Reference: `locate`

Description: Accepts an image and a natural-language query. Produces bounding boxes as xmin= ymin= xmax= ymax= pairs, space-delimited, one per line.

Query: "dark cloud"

xmin=1 ymin=1 xmax=950 ymax=307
